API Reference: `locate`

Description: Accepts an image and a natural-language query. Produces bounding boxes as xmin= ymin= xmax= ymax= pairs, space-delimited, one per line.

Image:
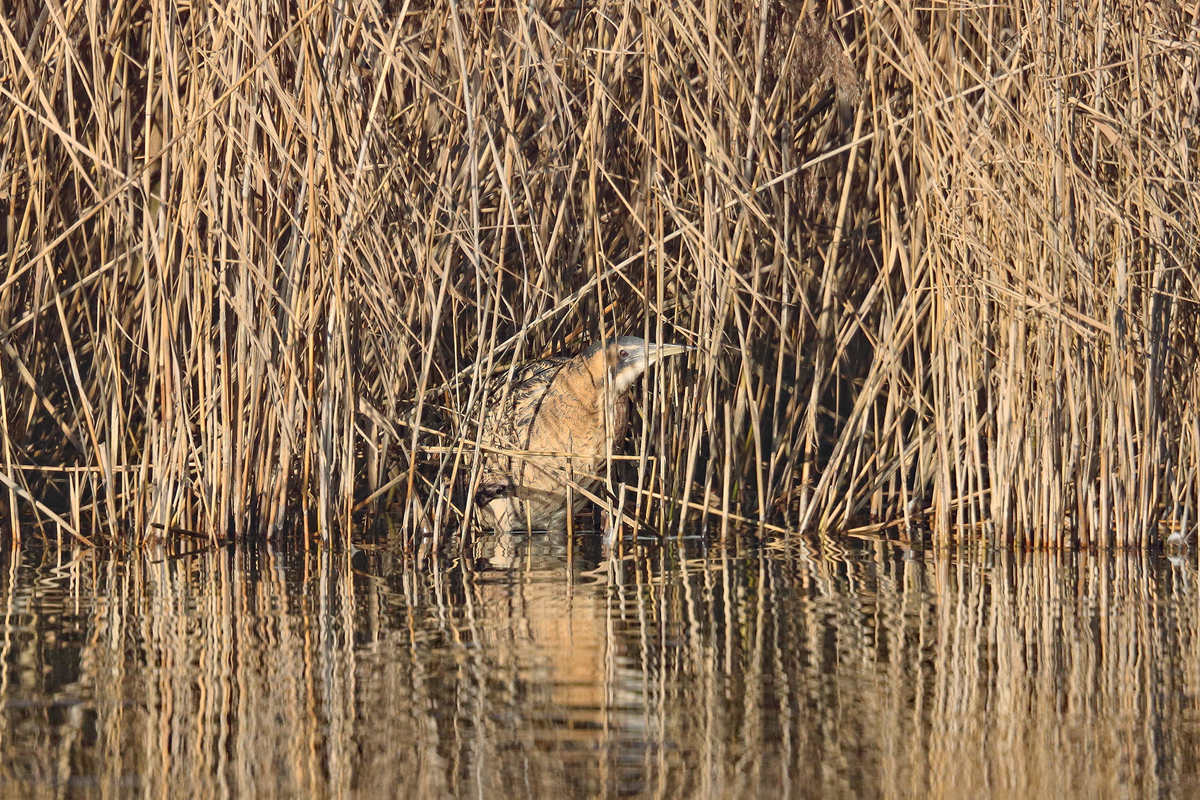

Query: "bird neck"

xmin=585 ymin=349 xmax=642 ymax=397
xmin=609 ymin=368 xmax=643 ymax=397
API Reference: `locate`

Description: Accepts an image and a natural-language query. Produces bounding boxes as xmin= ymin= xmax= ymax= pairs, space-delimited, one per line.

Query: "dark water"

xmin=1 ymin=528 xmax=1198 ymax=799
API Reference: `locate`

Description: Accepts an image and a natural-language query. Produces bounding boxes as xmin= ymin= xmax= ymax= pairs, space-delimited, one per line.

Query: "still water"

xmin=1 ymin=527 xmax=1198 ymax=799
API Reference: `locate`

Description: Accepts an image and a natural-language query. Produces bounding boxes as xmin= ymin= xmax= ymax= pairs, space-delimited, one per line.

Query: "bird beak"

xmin=645 ymin=343 xmax=693 ymax=368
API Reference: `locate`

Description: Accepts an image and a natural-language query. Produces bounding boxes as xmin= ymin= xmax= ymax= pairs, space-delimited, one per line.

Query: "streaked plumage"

xmin=475 ymin=336 xmax=689 ymax=532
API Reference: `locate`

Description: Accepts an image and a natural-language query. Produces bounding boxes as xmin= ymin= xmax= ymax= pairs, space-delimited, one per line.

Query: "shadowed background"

xmin=1 ymin=0 xmax=1197 ymax=546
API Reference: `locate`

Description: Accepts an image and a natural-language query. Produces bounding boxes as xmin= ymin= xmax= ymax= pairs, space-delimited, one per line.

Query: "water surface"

xmin=2 ymin=529 xmax=1198 ymax=798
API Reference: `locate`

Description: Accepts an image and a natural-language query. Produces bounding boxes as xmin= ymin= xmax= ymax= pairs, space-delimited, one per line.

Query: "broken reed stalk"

xmin=0 ymin=0 xmax=1195 ymax=547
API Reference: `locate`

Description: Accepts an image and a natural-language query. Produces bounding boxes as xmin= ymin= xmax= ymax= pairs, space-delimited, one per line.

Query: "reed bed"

xmin=0 ymin=0 xmax=1196 ymax=546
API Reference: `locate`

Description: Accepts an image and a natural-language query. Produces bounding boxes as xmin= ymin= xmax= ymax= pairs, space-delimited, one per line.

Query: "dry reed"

xmin=0 ymin=0 xmax=1196 ymax=546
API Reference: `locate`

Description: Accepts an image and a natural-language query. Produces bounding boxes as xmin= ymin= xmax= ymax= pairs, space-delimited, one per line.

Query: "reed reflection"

xmin=0 ymin=535 xmax=1198 ymax=799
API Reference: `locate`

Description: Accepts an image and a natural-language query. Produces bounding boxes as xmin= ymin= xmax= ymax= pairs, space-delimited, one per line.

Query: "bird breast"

xmin=523 ymin=359 xmax=629 ymax=471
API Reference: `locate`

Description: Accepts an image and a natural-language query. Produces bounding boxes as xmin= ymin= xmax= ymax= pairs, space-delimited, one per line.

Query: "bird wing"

xmin=475 ymin=356 xmax=571 ymax=501
xmin=505 ymin=355 xmax=571 ymax=388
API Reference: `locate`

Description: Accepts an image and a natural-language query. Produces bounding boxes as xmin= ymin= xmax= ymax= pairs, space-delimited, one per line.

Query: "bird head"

xmin=587 ymin=336 xmax=692 ymax=396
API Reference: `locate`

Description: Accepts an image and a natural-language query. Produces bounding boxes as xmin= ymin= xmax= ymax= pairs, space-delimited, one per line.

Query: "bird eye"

xmin=619 ymin=349 xmax=629 ymax=358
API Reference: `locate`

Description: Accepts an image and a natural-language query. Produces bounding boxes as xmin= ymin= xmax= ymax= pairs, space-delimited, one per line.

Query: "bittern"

xmin=474 ymin=336 xmax=690 ymax=532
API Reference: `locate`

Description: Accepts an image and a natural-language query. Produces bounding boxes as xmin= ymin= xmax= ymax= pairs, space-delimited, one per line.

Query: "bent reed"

xmin=1 ymin=0 xmax=1196 ymax=548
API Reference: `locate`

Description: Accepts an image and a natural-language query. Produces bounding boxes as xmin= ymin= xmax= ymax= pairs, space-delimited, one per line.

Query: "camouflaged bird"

xmin=474 ymin=336 xmax=690 ymax=532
